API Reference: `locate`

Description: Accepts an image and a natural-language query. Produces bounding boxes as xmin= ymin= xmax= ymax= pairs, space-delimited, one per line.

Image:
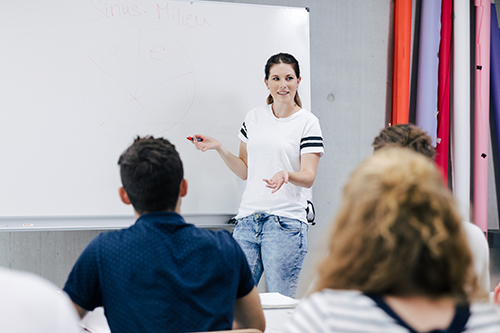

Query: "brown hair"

xmin=118 ymin=136 xmax=183 ymax=214
xmin=264 ymin=53 xmax=302 ymax=108
xmin=315 ymin=148 xmax=480 ymax=302
xmin=372 ymin=124 xmax=435 ymax=160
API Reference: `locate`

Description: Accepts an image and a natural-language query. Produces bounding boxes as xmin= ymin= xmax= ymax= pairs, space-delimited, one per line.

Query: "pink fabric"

xmin=473 ymin=0 xmax=491 ymax=232
xmin=435 ymin=0 xmax=452 ymax=183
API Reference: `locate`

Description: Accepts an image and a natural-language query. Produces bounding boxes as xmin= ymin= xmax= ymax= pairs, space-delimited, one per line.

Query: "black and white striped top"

xmin=282 ymin=289 xmax=500 ymax=333
xmin=236 ymin=105 xmax=324 ymax=222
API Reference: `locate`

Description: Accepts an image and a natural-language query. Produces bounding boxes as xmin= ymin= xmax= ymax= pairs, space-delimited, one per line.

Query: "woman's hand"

xmin=189 ymin=136 xmax=248 ymax=180
xmin=263 ymin=170 xmax=289 ymax=193
xmin=190 ymin=135 xmax=221 ymax=152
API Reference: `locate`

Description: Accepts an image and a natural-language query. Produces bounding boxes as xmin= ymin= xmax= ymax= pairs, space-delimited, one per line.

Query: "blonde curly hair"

xmin=315 ymin=148 xmax=480 ymax=302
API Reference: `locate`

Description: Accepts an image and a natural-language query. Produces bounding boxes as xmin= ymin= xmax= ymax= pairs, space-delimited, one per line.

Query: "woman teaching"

xmin=190 ymin=53 xmax=324 ymax=297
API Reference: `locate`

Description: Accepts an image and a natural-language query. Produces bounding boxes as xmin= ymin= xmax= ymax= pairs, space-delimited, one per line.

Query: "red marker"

xmin=187 ymin=136 xmax=202 ymax=142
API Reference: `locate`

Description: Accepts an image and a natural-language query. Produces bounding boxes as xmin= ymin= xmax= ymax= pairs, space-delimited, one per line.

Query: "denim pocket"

xmin=276 ymin=216 xmax=301 ymax=232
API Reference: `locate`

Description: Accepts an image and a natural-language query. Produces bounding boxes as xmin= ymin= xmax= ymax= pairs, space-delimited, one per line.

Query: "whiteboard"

xmin=0 ymin=0 xmax=310 ymax=225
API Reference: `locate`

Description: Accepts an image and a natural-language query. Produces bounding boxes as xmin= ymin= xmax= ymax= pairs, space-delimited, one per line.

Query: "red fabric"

xmin=435 ymin=0 xmax=453 ymax=182
xmin=391 ymin=0 xmax=412 ymax=125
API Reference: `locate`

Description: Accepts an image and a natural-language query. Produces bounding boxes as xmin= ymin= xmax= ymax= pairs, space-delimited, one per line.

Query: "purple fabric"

xmin=415 ymin=0 xmax=441 ymax=143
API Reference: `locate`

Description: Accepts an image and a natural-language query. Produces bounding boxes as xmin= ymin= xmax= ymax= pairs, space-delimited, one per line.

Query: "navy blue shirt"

xmin=64 ymin=212 xmax=255 ymax=333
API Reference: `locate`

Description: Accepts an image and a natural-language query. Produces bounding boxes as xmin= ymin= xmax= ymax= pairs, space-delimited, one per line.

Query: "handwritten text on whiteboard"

xmin=89 ymin=0 xmax=212 ymax=28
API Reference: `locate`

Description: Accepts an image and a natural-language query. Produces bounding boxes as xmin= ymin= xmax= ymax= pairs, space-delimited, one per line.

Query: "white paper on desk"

xmin=80 ymin=307 xmax=111 ymax=333
xmin=259 ymin=292 xmax=299 ymax=309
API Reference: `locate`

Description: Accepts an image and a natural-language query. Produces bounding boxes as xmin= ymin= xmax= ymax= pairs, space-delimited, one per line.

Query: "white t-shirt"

xmin=282 ymin=289 xmax=500 ymax=333
xmin=462 ymin=221 xmax=490 ymax=292
xmin=236 ymin=105 xmax=324 ymax=222
xmin=0 ymin=268 xmax=81 ymax=333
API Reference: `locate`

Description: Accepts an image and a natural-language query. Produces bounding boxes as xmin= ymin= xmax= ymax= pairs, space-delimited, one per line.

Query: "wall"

xmin=0 ymin=0 xmax=392 ymax=297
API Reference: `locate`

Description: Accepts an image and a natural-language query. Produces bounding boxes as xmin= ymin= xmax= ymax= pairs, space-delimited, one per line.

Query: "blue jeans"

xmin=232 ymin=213 xmax=308 ymax=298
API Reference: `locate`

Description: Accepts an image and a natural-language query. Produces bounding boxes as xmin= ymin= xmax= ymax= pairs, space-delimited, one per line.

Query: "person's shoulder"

xmin=298 ymin=289 xmax=386 ymax=323
xmin=462 ymin=220 xmax=485 ymax=237
xmin=283 ymin=290 xmax=384 ymax=333
xmin=298 ymin=289 xmax=374 ymax=313
xmin=469 ymin=300 xmax=500 ymax=312
xmin=80 ymin=228 xmax=127 ymax=257
xmin=98 ymin=218 xmax=153 ymax=241
xmin=467 ymin=301 xmax=500 ymax=330
xmin=311 ymin=289 xmax=371 ymax=304
xmin=0 ymin=268 xmax=58 ymax=293
xmin=193 ymin=228 xmax=237 ymax=246
xmin=191 ymin=228 xmax=244 ymax=257
xmin=87 ymin=228 xmax=121 ymax=245
xmin=461 ymin=221 xmax=488 ymax=249
xmin=0 ymin=268 xmax=81 ymax=330
xmin=295 ymin=109 xmax=322 ymax=132
xmin=296 ymin=108 xmax=318 ymax=120
xmin=211 ymin=228 xmax=233 ymax=238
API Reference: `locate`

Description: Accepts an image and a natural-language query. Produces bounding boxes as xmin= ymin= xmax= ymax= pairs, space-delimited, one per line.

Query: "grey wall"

xmin=0 ymin=230 xmax=106 ymax=288
xmin=0 ymin=0 xmax=393 ymax=297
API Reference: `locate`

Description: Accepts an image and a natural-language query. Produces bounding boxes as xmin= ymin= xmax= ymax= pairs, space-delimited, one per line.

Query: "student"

xmin=63 ymin=136 xmax=265 ymax=333
xmin=0 ymin=267 xmax=81 ymax=333
xmin=283 ymin=148 xmax=500 ymax=333
xmin=372 ymin=124 xmax=490 ymax=291
xmin=191 ymin=53 xmax=324 ymax=298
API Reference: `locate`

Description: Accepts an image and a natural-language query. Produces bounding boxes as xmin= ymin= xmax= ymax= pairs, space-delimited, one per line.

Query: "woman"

xmin=191 ymin=53 xmax=324 ymax=298
xmin=283 ymin=148 xmax=500 ymax=332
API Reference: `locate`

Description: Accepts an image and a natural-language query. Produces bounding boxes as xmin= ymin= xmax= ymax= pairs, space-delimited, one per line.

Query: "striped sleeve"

xmin=300 ymin=136 xmax=324 ymax=153
xmin=300 ymin=117 xmax=324 ymax=156
xmin=239 ymin=122 xmax=248 ymax=141
xmin=237 ymin=112 xmax=249 ymax=143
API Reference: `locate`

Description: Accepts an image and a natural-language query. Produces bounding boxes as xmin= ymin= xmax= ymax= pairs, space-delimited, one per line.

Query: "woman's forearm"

xmin=216 ymin=144 xmax=248 ymax=180
xmin=263 ymin=153 xmax=320 ymax=193
xmin=192 ymin=135 xmax=248 ymax=180
xmin=287 ymin=170 xmax=316 ymax=188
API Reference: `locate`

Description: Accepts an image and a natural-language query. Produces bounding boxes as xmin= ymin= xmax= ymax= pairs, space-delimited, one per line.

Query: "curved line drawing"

xmin=83 ymin=25 xmax=196 ymax=139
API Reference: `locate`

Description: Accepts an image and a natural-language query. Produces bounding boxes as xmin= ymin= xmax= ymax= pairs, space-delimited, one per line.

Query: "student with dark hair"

xmin=191 ymin=53 xmax=324 ymax=298
xmin=371 ymin=124 xmax=490 ymax=291
xmin=63 ymin=136 xmax=265 ymax=333
xmin=283 ymin=149 xmax=500 ymax=332
xmin=372 ymin=123 xmax=436 ymax=159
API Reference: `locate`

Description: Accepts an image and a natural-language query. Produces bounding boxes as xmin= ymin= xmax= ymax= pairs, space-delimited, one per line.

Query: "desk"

xmin=262 ymin=308 xmax=295 ymax=333
xmin=80 ymin=293 xmax=295 ymax=333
